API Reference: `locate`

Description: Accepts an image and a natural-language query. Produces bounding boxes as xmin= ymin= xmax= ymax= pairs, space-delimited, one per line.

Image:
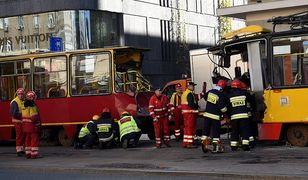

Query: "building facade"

xmin=0 ymin=0 xmax=243 ymax=86
xmin=217 ymin=0 xmax=308 ymax=31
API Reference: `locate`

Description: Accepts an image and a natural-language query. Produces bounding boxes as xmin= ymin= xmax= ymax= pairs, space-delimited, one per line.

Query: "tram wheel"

xmin=58 ymin=129 xmax=74 ymax=147
xmin=287 ymin=124 xmax=308 ymax=147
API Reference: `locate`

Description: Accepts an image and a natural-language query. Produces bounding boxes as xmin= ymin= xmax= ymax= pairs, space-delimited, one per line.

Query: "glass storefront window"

xmin=71 ymin=53 xmax=111 ymax=95
xmin=33 ymin=56 xmax=67 ymax=99
xmin=0 ymin=10 xmax=121 ymax=56
xmin=0 ymin=60 xmax=31 ymax=101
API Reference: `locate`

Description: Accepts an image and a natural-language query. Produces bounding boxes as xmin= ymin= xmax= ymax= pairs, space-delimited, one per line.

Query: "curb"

xmin=2 ymin=165 xmax=308 ymax=180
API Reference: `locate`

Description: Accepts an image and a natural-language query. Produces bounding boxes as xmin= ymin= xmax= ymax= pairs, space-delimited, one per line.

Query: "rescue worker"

xmin=149 ymin=88 xmax=171 ymax=148
xmin=181 ymin=82 xmax=199 ymax=148
xmin=97 ymin=108 xmax=115 ymax=149
xmin=201 ymin=79 xmax=228 ymax=153
xmin=228 ymin=79 xmax=252 ymax=151
xmin=22 ymin=91 xmax=42 ymax=159
xmin=169 ymin=84 xmax=183 ymax=141
xmin=10 ymin=88 xmax=26 ymax=156
xmin=77 ymin=115 xmax=99 ymax=149
xmin=118 ymin=111 xmax=141 ymax=149
xmin=240 ymin=81 xmax=256 ymax=148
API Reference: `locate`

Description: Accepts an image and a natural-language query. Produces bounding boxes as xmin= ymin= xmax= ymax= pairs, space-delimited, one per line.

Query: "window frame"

xmin=0 ymin=58 xmax=31 ymax=101
xmin=270 ymin=34 xmax=308 ymax=89
xmin=69 ymin=51 xmax=112 ymax=97
xmin=32 ymin=55 xmax=68 ymax=99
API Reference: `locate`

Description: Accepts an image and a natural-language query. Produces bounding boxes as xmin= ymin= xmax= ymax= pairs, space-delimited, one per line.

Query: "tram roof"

xmin=0 ymin=46 xmax=150 ymax=60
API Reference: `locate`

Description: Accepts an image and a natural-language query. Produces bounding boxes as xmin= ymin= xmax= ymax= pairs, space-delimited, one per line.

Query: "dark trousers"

xmin=79 ymin=134 xmax=97 ymax=148
xmin=121 ymin=132 xmax=141 ymax=144
xmin=203 ymin=117 xmax=221 ymax=139
xmin=230 ymin=118 xmax=250 ymax=145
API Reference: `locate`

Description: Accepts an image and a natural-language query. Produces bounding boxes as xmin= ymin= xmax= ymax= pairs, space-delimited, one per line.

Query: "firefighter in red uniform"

xmin=22 ymin=91 xmax=42 ymax=159
xmin=181 ymin=82 xmax=199 ymax=148
xmin=169 ymin=84 xmax=183 ymax=141
xmin=10 ymin=88 xmax=26 ymax=156
xmin=149 ymin=88 xmax=171 ymax=148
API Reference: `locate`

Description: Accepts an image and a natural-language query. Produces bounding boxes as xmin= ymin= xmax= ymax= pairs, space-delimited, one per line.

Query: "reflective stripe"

xmin=184 ymin=139 xmax=193 ymax=143
xmin=149 ymin=105 xmax=154 ymax=108
xmin=242 ymin=140 xmax=249 ymax=145
xmin=175 ymin=129 xmax=180 ymax=132
xmin=97 ymin=123 xmax=111 ymax=127
xmin=156 ymin=141 xmax=161 ymax=144
xmin=201 ymin=136 xmax=208 ymax=141
xmin=181 ymin=102 xmax=188 ymax=105
xmin=32 ymin=147 xmax=39 ymax=151
xmin=150 ymin=112 xmax=154 ymax=115
xmin=249 ymin=136 xmax=255 ymax=142
xmin=99 ymin=134 xmax=114 ymax=142
xmin=204 ymin=112 xmax=220 ymax=120
xmin=175 ymin=133 xmax=181 ymax=136
xmin=31 ymin=151 xmax=38 ymax=155
xmin=154 ymin=108 xmax=166 ymax=112
xmin=16 ymin=146 xmax=24 ymax=152
xmin=182 ymin=110 xmax=198 ymax=113
xmin=12 ymin=119 xmax=22 ymax=123
xmin=184 ymin=135 xmax=193 ymax=138
xmin=220 ymin=107 xmax=227 ymax=113
xmin=155 ymin=138 xmax=161 ymax=140
xmin=170 ymin=107 xmax=175 ymax=110
xmin=231 ymin=113 xmax=249 ymax=120
xmin=212 ymin=138 xmax=220 ymax=143
xmin=22 ymin=119 xmax=32 ymax=123
xmin=230 ymin=96 xmax=246 ymax=101
xmin=230 ymin=141 xmax=239 ymax=146
xmin=154 ymin=114 xmax=168 ymax=119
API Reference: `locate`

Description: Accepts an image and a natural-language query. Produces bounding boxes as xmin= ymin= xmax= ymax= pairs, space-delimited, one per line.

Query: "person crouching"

xmin=117 ymin=112 xmax=141 ymax=149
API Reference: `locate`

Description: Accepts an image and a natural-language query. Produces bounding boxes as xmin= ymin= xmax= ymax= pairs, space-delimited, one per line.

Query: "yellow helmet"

xmin=92 ymin=115 xmax=100 ymax=121
xmin=121 ymin=111 xmax=130 ymax=117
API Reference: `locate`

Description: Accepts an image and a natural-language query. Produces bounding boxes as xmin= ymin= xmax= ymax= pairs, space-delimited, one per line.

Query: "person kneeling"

xmin=97 ymin=108 xmax=116 ymax=149
xmin=76 ymin=115 xmax=99 ymax=149
xmin=118 ymin=112 xmax=141 ymax=149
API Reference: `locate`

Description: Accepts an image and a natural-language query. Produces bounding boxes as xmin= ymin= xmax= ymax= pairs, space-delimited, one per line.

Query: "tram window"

xmin=0 ymin=60 xmax=30 ymax=101
xmin=272 ymin=36 xmax=308 ymax=87
xmin=33 ymin=56 xmax=67 ymax=99
xmin=71 ymin=53 xmax=111 ymax=95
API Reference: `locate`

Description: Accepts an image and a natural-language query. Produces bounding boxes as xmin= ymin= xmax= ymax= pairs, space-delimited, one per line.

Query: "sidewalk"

xmin=1 ymin=140 xmax=307 ymax=179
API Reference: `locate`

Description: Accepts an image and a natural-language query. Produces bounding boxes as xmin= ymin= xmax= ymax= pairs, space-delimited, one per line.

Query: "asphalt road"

xmin=0 ymin=169 xmax=228 ymax=180
xmin=0 ymin=138 xmax=308 ymax=180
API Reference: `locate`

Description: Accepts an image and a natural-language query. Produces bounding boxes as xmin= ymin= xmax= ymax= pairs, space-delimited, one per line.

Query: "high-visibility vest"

xmin=118 ymin=116 xmax=141 ymax=141
xmin=21 ymin=105 xmax=39 ymax=123
xmin=181 ymin=89 xmax=198 ymax=114
xmin=10 ymin=97 xmax=24 ymax=123
xmin=170 ymin=92 xmax=181 ymax=107
xmin=78 ymin=121 xmax=94 ymax=138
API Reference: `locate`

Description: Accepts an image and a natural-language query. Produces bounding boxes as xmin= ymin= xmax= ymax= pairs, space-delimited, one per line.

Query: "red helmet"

xmin=217 ymin=80 xmax=227 ymax=89
xmin=26 ymin=91 xmax=36 ymax=100
xmin=102 ymin=107 xmax=110 ymax=113
xmin=231 ymin=80 xmax=242 ymax=89
xmin=175 ymin=84 xmax=182 ymax=88
xmin=16 ymin=88 xmax=25 ymax=95
xmin=241 ymin=82 xmax=248 ymax=90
